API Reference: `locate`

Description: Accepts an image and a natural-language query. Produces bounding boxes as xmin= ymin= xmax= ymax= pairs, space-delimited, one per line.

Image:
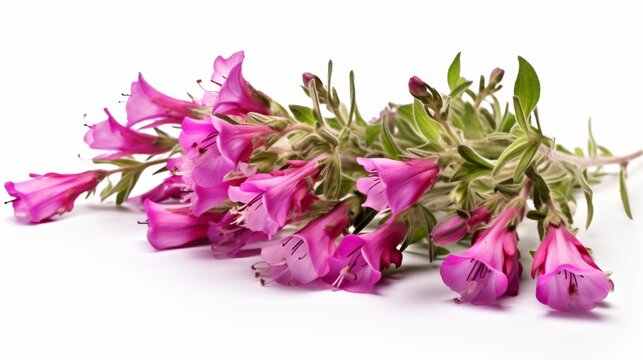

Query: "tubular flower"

xmin=439 ymin=206 xmax=522 ymax=305
xmin=211 ymin=56 xmax=271 ymax=116
xmin=324 ymin=220 xmax=407 ymax=293
xmin=4 ymin=171 xmax=103 ymax=223
xmin=356 ymin=157 xmax=439 ymax=215
xmin=228 ymin=157 xmax=324 ymax=238
xmin=84 ymin=108 xmax=170 ymax=159
xmin=257 ymin=202 xmax=351 ymax=285
xmin=531 ymin=224 xmax=613 ymax=312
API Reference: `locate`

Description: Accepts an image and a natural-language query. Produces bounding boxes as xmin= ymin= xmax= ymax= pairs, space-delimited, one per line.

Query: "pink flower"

xmin=228 ymin=157 xmax=324 ymax=238
xmin=211 ymin=51 xmax=245 ymax=86
xmin=258 ymin=202 xmax=351 ymax=285
xmin=208 ymin=212 xmax=267 ymax=258
xmin=431 ymin=206 xmax=492 ymax=245
xmin=212 ymin=57 xmax=271 ymax=116
xmin=4 ymin=171 xmax=104 ymax=223
xmin=531 ymin=224 xmax=613 ymax=312
xmin=177 ymin=117 xmax=236 ymax=215
xmin=356 ymin=157 xmax=439 ymax=215
xmin=324 ymin=220 xmax=407 ymax=293
xmin=212 ymin=117 xmax=273 ymax=165
xmin=126 ymin=73 xmax=202 ymax=129
xmin=143 ymin=199 xmax=221 ymax=250
xmin=439 ymin=206 xmax=522 ymax=305
xmin=83 ymin=108 xmax=170 ymax=159
xmin=127 ymin=175 xmax=184 ymax=206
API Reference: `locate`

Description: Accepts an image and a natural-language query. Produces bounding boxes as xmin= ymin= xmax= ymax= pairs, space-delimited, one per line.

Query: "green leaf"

xmin=451 ymin=162 xmax=492 ymax=182
xmin=497 ymin=103 xmax=516 ymax=133
xmin=289 ymin=105 xmax=316 ymax=126
xmin=457 ymin=145 xmax=493 ymax=169
xmin=493 ymin=137 xmax=530 ymax=176
xmin=619 ymin=166 xmax=633 ymax=219
xmin=412 ymin=99 xmax=441 ymax=143
xmin=514 ymin=56 xmax=541 ymax=117
xmin=365 ymin=124 xmax=380 ymax=147
xmin=525 ymin=165 xmax=551 ymax=205
xmin=587 ymin=118 xmax=597 ymax=158
xmin=380 ymin=114 xmax=401 ymax=159
xmin=447 ymin=52 xmax=461 ymax=91
xmin=449 ymin=80 xmax=473 ymax=98
xmin=512 ymin=96 xmax=529 ymax=132
xmin=458 ymin=102 xmax=484 ymax=139
xmin=513 ymin=140 xmax=541 ymax=182
xmin=348 ymin=71 xmax=356 ymax=126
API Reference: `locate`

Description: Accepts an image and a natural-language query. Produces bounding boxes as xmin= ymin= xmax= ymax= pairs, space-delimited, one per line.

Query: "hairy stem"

xmin=542 ymin=146 xmax=643 ymax=168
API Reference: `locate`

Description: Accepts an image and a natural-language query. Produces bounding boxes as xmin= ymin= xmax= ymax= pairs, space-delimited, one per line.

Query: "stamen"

xmin=4 ymin=197 xmax=19 ymax=204
xmin=137 ymin=220 xmax=149 ymax=225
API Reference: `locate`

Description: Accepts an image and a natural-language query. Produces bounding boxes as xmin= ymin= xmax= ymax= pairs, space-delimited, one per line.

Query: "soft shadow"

xmin=544 ymin=309 xmax=609 ymax=322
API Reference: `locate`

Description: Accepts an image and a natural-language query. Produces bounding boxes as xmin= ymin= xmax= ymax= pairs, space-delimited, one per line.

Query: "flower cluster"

xmin=5 ymin=51 xmax=640 ymax=313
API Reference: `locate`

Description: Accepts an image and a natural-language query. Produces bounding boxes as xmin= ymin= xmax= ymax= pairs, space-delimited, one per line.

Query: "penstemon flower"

xmin=257 ymin=201 xmax=352 ymax=285
xmin=356 ymin=157 xmax=439 ymax=215
xmin=5 ymin=171 xmax=104 ymax=223
xmin=439 ymin=203 xmax=524 ymax=305
xmin=84 ymin=108 xmax=173 ymax=159
xmin=531 ymin=223 xmax=613 ymax=312
xmin=5 ymin=51 xmax=641 ymax=314
xmin=324 ymin=220 xmax=406 ymax=293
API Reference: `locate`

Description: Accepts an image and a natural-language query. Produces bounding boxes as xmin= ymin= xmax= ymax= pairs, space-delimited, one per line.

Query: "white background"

xmin=1 ymin=1 xmax=642 ymax=359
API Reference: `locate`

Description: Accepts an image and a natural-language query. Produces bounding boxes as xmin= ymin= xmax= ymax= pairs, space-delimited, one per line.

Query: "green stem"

xmin=105 ymin=158 xmax=170 ymax=176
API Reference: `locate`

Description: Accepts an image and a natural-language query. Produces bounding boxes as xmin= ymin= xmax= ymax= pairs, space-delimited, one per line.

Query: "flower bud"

xmin=488 ymin=67 xmax=505 ymax=88
xmin=408 ymin=76 xmax=432 ymax=102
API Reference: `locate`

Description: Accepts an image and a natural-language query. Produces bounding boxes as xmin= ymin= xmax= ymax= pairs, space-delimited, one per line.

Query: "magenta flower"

xmin=128 ymin=175 xmax=184 ymax=206
xmin=126 ymin=73 xmax=202 ymax=129
xmin=324 ymin=220 xmax=407 ymax=293
xmin=439 ymin=206 xmax=522 ymax=305
xmin=228 ymin=157 xmax=324 ymax=238
xmin=258 ymin=202 xmax=351 ymax=285
xmin=4 ymin=171 xmax=104 ymax=223
xmin=211 ymin=57 xmax=271 ymax=116
xmin=177 ymin=117 xmax=236 ymax=215
xmin=356 ymin=157 xmax=439 ymax=215
xmin=208 ymin=212 xmax=267 ymax=258
xmin=431 ymin=206 xmax=492 ymax=245
xmin=210 ymin=51 xmax=245 ymax=86
xmin=144 ymin=199 xmax=221 ymax=250
xmin=531 ymin=224 xmax=613 ymax=312
xmin=83 ymin=108 xmax=170 ymax=159
xmin=212 ymin=117 xmax=273 ymax=165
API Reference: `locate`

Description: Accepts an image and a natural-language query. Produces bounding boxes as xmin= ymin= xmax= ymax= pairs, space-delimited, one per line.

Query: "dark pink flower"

xmin=177 ymin=117 xmax=236 ymax=215
xmin=212 ymin=58 xmax=271 ymax=116
xmin=431 ymin=206 xmax=492 ymax=245
xmin=207 ymin=212 xmax=267 ymax=258
xmin=356 ymin=157 xmax=439 ymax=215
xmin=143 ymin=199 xmax=221 ymax=250
xmin=324 ymin=220 xmax=407 ymax=293
xmin=84 ymin=108 xmax=170 ymax=159
xmin=126 ymin=73 xmax=201 ymax=129
xmin=127 ymin=175 xmax=184 ymax=206
xmin=212 ymin=117 xmax=273 ymax=165
xmin=531 ymin=224 xmax=613 ymax=312
xmin=4 ymin=171 xmax=104 ymax=223
xmin=228 ymin=157 xmax=324 ymax=238
xmin=439 ymin=206 xmax=522 ymax=305
xmin=258 ymin=202 xmax=351 ymax=285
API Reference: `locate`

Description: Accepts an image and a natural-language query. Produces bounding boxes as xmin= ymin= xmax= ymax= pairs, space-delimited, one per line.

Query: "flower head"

xmin=208 ymin=212 xmax=267 ymax=258
xmin=439 ymin=206 xmax=522 ymax=305
xmin=431 ymin=206 xmax=492 ymax=245
xmin=258 ymin=202 xmax=351 ymax=285
xmin=212 ymin=57 xmax=271 ymax=116
xmin=356 ymin=157 xmax=439 ymax=215
xmin=228 ymin=157 xmax=324 ymax=238
xmin=531 ymin=224 xmax=613 ymax=312
xmin=324 ymin=220 xmax=407 ymax=293
xmin=4 ymin=171 xmax=103 ymax=223
xmin=212 ymin=117 xmax=273 ymax=165
xmin=126 ymin=73 xmax=203 ymax=129
xmin=144 ymin=199 xmax=221 ymax=250
xmin=84 ymin=108 xmax=170 ymax=159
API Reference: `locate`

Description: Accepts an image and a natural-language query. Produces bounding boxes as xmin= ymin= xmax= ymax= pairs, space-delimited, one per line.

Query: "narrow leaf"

xmin=493 ymin=137 xmax=529 ymax=176
xmin=514 ymin=56 xmax=541 ymax=116
xmin=412 ymin=99 xmax=441 ymax=143
xmin=289 ymin=105 xmax=316 ymax=126
xmin=457 ymin=145 xmax=493 ymax=169
xmin=447 ymin=52 xmax=461 ymax=91
xmin=380 ymin=115 xmax=401 ymax=159
xmin=512 ymin=96 xmax=529 ymax=132
xmin=513 ymin=140 xmax=541 ymax=182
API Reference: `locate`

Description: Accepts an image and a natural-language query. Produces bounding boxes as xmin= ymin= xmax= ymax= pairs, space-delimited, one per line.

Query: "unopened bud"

xmin=488 ymin=67 xmax=505 ymax=88
xmin=408 ymin=76 xmax=431 ymax=102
